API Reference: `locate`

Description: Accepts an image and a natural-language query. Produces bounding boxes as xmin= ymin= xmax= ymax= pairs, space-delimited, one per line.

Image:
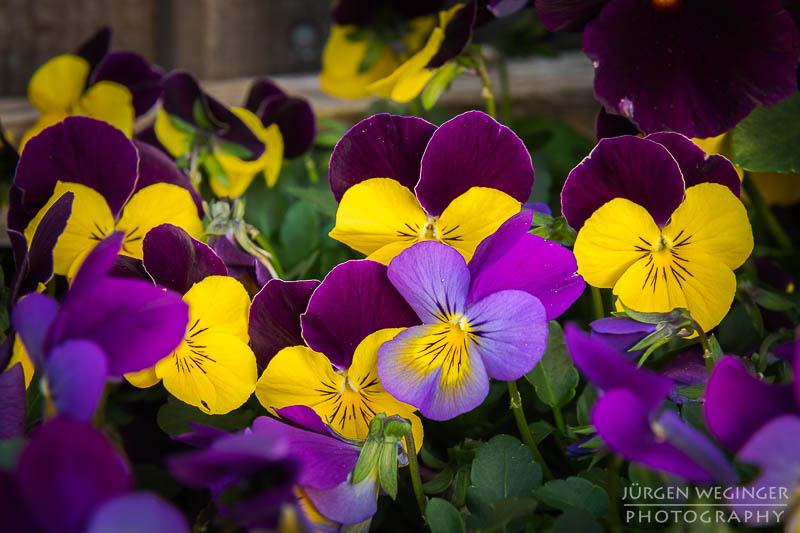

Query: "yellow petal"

xmin=435 ymin=187 xmax=521 ymax=262
xmin=28 ymin=54 xmax=89 ymax=114
xmin=115 ymin=183 xmax=203 ymax=259
xmin=19 ymin=112 xmax=68 ymax=152
xmin=750 ymin=172 xmax=800 ymax=207
xmin=75 ymin=81 xmax=135 ymax=138
xmin=319 ymin=25 xmax=399 ymax=99
xmin=7 ymin=336 xmax=35 ymax=389
xmin=24 ymin=182 xmax=116 ymax=277
xmin=183 ymin=275 xmax=251 ymax=342
xmin=212 ymin=107 xmax=284 ymax=197
xmin=348 ymin=328 xmax=424 ymax=451
xmin=154 ymin=109 xmax=191 ymax=158
xmin=693 ymin=133 xmax=744 ymax=181
xmin=124 ymin=365 xmax=160 ymax=388
xmin=156 ymin=332 xmax=257 ymax=415
xmin=574 ymin=198 xmax=661 ymax=288
xmin=328 ymin=178 xmax=429 ymax=263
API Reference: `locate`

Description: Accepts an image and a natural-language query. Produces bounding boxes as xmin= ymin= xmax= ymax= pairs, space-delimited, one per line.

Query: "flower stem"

xmin=590 ymin=286 xmax=605 ymax=320
xmin=687 ymin=316 xmax=713 ymax=374
xmin=553 ymin=405 xmax=566 ymax=436
xmin=507 ymin=380 xmax=553 ymax=480
xmin=469 ymin=49 xmax=497 ymax=120
xmin=304 ymin=153 xmax=319 ymax=184
xmin=742 ymin=172 xmax=793 ymax=251
xmin=404 ymin=431 xmax=427 ymax=518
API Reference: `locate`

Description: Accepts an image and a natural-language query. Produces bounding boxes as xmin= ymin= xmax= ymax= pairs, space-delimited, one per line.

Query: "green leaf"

xmin=427 ymin=497 xmax=465 ymax=533
xmin=528 ymin=420 xmax=554 ymax=445
xmin=576 ymin=384 xmax=597 ymax=427
xmin=466 ymin=434 xmax=542 ymax=530
xmin=0 ymin=438 xmax=24 ymax=472
xmin=201 ymin=152 xmax=229 ymax=188
xmin=422 ymin=62 xmax=465 ymax=110
xmin=675 ymin=384 xmax=705 ymax=401
xmin=525 ymin=321 xmax=579 ymax=408
xmin=156 ymin=395 xmax=264 ymax=436
xmin=731 ymin=92 xmax=800 ymax=173
xmin=532 ymin=477 xmax=609 ymax=518
xmin=423 ymin=466 xmax=457 ymax=494
xmin=754 ymin=289 xmax=796 ymax=312
xmin=192 ymin=98 xmax=215 ymax=131
xmin=215 ymin=139 xmax=254 ymax=160
xmin=315 ymin=118 xmax=350 ymax=149
xmin=278 ymin=200 xmax=320 ymax=271
xmin=551 ymin=508 xmax=604 ymax=533
xmin=284 ymin=185 xmax=338 ymax=218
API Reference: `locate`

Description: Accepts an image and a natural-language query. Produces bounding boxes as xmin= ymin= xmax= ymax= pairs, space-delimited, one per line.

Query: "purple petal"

xmin=468 ymin=209 xmax=533 ymax=276
xmin=305 ymin=474 xmax=378 ymax=525
xmin=258 ymin=94 xmax=315 ymax=159
xmin=108 ymin=255 xmax=149 ymax=280
xmin=274 ymin=405 xmax=332 ymax=436
xmin=523 ymin=202 xmax=551 ymax=215
xmin=329 ymin=114 xmax=436 ymax=202
xmin=67 ymin=232 xmax=125 ymax=301
xmin=488 ymin=0 xmax=529 ymax=18
xmin=561 ymin=135 xmax=685 ymax=230
xmin=704 ymin=357 xmax=797 ymax=451
xmin=142 ymin=224 xmax=227 ymax=294
xmin=92 ymin=51 xmax=163 ymax=116
xmin=417 ymin=111 xmax=534 ymax=216
xmin=174 ymin=423 xmax=232 ymax=448
xmin=251 ymin=416 xmax=360 ymax=490
xmin=564 ymin=324 xmax=673 ymax=411
xmin=244 ymin=78 xmax=286 ymax=112
xmin=592 ymin=389 xmax=715 ymax=482
xmin=133 ymin=140 xmax=203 ymax=217
xmin=595 ymin=107 xmax=640 ymax=141
xmin=387 ymin=241 xmax=470 ymax=323
xmin=468 ymin=225 xmax=585 ymax=319
xmin=45 ymin=340 xmax=108 ymax=422
xmin=13 ymin=117 xmax=138 ymax=227
xmin=589 ymin=316 xmax=655 ymax=357
xmin=646 ymin=132 xmax=740 ymax=197
xmin=249 ymin=280 xmax=319 ymax=368
xmin=657 ymin=349 xmax=707 ymax=405
xmin=0 ymin=471 xmax=37 ymax=532
xmin=12 ymin=292 xmax=60 ymax=367
xmin=795 ymin=338 xmax=800 ymax=409
xmin=301 ymin=260 xmax=420 ymax=369
xmin=16 ymin=417 xmax=132 ymax=533
xmin=86 ymin=492 xmax=190 ymax=533
xmin=465 ymin=290 xmax=548 ymax=380
xmin=49 ymin=277 xmax=188 ymax=377
xmin=427 ymin=0 xmax=477 ymax=68
xmin=0 ymin=364 xmax=26 ymax=439
xmin=74 ymin=26 xmax=111 ymax=73
xmin=583 ymin=0 xmax=800 ymax=137
xmin=534 ymin=0 xmax=606 ymax=31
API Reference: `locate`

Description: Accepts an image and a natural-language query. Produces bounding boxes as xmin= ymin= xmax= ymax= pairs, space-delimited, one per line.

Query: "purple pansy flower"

xmin=377 ymin=210 xmax=584 ymax=420
xmin=10 ymin=233 xmax=188 ymax=422
xmin=244 ymin=78 xmax=315 ymax=159
xmin=537 ymin=0 xmax=800 ymax=137
xmin=2 ymin=416 xmax=188 ymax=533
xmin=564 ymin=324 xmax=737 ymax=484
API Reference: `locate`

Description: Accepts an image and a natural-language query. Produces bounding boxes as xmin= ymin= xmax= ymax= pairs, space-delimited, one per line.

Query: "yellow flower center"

xmin=635 ymin=229 xmax=694 ymax=294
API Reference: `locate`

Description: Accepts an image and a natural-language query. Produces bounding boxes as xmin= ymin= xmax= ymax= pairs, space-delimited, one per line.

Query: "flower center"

xmin=652 ymin=0 xmax=681 ymax=12
xmin=418 ymin=215 xmax=440 ymax=241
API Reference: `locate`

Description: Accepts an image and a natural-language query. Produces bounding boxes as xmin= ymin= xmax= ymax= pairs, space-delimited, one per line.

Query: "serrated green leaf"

xmin=525 ymin=321 xmax=578 ymax=408
xmin=731 ymin=93 xmax=800 ymax=173
xmin=426 ymin=497 xmax=465 ymax=533
xmin=533 ymin=477 xmax=609 ymax=518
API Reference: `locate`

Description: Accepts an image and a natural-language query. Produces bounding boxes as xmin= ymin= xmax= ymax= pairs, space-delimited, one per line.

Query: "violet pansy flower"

xmin=378 ymin=210 xmax=584 ymax=420
xmin=244 ymin=77 xmax=315 ymax=159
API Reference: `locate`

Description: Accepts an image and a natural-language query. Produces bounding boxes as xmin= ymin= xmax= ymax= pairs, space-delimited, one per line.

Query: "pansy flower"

xmin=536 ymin=0 xmax=799 ymax=138
xmin=252 ymin=260 xmax=424 ymax=446
xmin=11 ymin=232 xmax=188 ymax=422
xmin=564 ymin=325 xmax=737 ymax=484
xmin=125 ymin=224 xmax=258 ymax=415
xmin=329 ymin=111 xmax=534 ymax=265
xmin=244 ymin=77 xmax=315 ymax=159
xmin=1 ymin=416 xmax=189 ymax=533
xmin=563 ymin=133 xmax=752 ymax=331
xmin=12 ymin=116 xmax=203 ymax=278
xmin=378 ymin=210 xmax=584 ymax=420
xmin=20 ymin=27 xmax=162 ymax=149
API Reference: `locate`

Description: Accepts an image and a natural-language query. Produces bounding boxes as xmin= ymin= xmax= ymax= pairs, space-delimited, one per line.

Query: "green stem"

xmin=188 ymin=144 xmax=202 ymax=189
xmin=253 ymin=232 xmax=285 ymax=279
xmin=404 ymin=431 xmax=427 ymax=518
xmin=469 ymin=49 xmax=497 ymax=119
xmin=607 ymin=455 xmax=623 ymax=533
xmin=304 ymin=153 xmax=319 ymax=184
xmin=507 ymin=380 xmax=553 ymax=480
xmin=687 ymin=316 xmax=713 ymax=374
xmin=590 ymin=286 xmax=605 ymax=320
xmin=553 ymin=405 xmax=566 ymax=437
xmin=742 ymin=172 xmax=793 ymax=251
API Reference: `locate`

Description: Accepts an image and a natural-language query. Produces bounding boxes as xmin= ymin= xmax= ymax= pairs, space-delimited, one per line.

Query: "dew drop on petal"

xmin=619 ymin=97 xmax=635 ymax=119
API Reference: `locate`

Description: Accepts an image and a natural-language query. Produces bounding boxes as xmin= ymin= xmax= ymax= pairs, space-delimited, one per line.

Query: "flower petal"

xmin=329 ymin=114 xmax=435 ymax=202
xmin=304 ymin=472 xmax=378 ymax=525
xmin=258 ymin=94 xmax=315 ymax=159
xmin=249 ymin=279 xmax=319 ymax=368
xmin=0 ymin=364 xmax=26 ymax=439
xmin=75 ymin=81 xmax=135 ymax=138
xmin=12 ymin=292 xmax=60 ymax=367
xmin=27 ymin=54 xmax=89 ymax=113
xmin=534 ymin=0 xmax=606 ymax=31
xmin=417 ymin=110 xmax=534 ymax=217
xmin=133 ymin=139 xmax=204 ymax=217
xmin=561 ymin=136 xmax=685 ymax=231
xmin=427 ymin=1 xmax=477 ymax=68
xmin=182 ymin=275 xmax=251 ymax=341
xmin=86 ymin=492 xmax=190 ymax=533
xmin=45 ymin=339 xmax=108 ymax=422
xmin=301 ymin=260 xmax=419 ymax=369
xmin=91 ymin=51 xmax=163 ymax=116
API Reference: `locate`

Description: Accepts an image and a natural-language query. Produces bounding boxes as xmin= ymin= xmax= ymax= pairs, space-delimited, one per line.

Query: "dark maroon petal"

xmin=595 ymin=107 xmax=640 ymax=141
xmin=0 ymin=364 xmax=26 ymax=439
xmin=534 ymin=0 xmax=607 ymax=31
xmin=301 ymin=260 xmax=420 ymax=369
xmin=426 ymin=0 xmax=477 ymax=68
xmin=0 ymin=471 xmax=36 ymax=532
xmin=14 ymin=117 xmax=139 ymax=221
xmin=417 ymin=111 xmax=534 ymax=216
xmin=7 ymin=185 xmax=27 ymax=234
xmin=133 ymin=140 xmax=203 ymax=217
xmin=259 ymin=95 xmax=315 ymax=159
xmin=142 ymin=224 xmax=227 ymax=294
xmin=584 ymin=0 xmax=800 ymax=137
xmin=646 ymin=132 xmax=740 ymax=197
xmin=329 ymin=114 xmax=436 ymax=202
xmin=244 ymin=78 xmax=286 ymax=113
xmin=108 ymin=255 xmax=149 ymax=280
xmin=74 ymin=26 xmax=111 ymax=75
xmin=92 ymin=51 xmax=163 ymax=116
xmin=561 ymin=135 xmax=685 ymax=230
xmin=704 ymin=357 xmax=797 ymax=451
xmin=249 ymin=279 xmax=319 ymax=368
xmin=17 ymin=416 xmax=132 ymax=533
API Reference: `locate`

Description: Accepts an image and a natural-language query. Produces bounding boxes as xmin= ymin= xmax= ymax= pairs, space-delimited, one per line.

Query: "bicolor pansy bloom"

xmin=252 ymin=261 xmax=424 ymax=446
xmin=378 ymin=210 xmax=585 ymax=420
xmin=11 ymin=117 xmax=203 ymax=278
xmin=564 ymin=324 xmax=737 ymax=483
xmin=536 ymin=0 xmax=799 ymax=138
xmin=329 ymin=111 xmax=534 ymax=265
xmin=20 ymin=27 xmax=162 ymax=149
xmin=562 ymin=133 xmax=753 ymax=332
xmin=125 ymin=224 xmax=258 ymax=415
